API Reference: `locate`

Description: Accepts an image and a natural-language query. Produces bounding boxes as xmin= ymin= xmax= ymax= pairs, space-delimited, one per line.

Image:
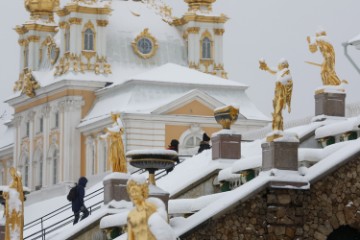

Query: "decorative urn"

xmin=126 ymin=149 xmax=178 ymax=185
xmin=214 ymin=105 xmax=239 ymax=129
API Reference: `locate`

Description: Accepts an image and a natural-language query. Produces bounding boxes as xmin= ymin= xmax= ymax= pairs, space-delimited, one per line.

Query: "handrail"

xmin=23 ymin=154 xmax=191 ymax=239
xmin=24 ymin=187 xmax=104 ymax=231
xmin=24 ymin=200 xmax=103 ymax=240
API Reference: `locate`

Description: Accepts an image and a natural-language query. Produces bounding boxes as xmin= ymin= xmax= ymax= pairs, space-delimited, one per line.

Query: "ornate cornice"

xmin=58 ymin=98 xmax=84 ymax=112
xmin=57 ymin=4 xmax=112 ymax=17
xmin=59 ymin=21 xmax=70 ymax=29
xmin=187 ymin=27 xmax=200 ymax=34
xmin=15 ymin=26 xmax=28 ymax=35
xmin=18 ymin=39 xmax=29 ymax=46
xmin=173 ymin=13 xmax=228 ymax=26
xmin=24 ymin=24 xmax=58 ymax=33
xmin=28 ymin=35 xmax=41 ymax=42
xmin=41 ymin=104 xmax=51 ymax=118
xmin=96 ymin=20 xmax=108 ymax=27
xmin=69 ymin=17 xmax=82 ymax=25
xmin=214 ymin=28 xmax=225 ymax=36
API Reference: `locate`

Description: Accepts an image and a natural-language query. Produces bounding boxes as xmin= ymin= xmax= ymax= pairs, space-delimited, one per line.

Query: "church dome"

xmin=106 ymin=1 xmax=186 ymax=71
xmin=25 ymin=0 xmax=59 ymax=14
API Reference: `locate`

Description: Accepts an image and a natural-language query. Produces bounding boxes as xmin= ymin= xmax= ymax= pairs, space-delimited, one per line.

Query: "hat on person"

xmin=203 ymin=133 xmax=210 ymax=142
xmin=170 ymin=139 xmax=179 ymax=147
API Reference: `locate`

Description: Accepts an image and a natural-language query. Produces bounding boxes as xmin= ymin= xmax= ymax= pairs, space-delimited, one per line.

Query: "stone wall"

xmin=181 ymin=156 xmax=360 ymax=240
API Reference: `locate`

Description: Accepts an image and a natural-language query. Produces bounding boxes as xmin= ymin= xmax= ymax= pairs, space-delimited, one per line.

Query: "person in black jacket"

xmin=72 ymin=176 xmax=89 ymax=225
xmin=198 ymin=133 xmax=211 ymax=154
xmin=166 ymin=139 xmax=180 ymax=173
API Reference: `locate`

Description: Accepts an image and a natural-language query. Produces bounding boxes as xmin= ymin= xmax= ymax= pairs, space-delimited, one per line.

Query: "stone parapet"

xmin=212 ymin=133 xmax=241 ymax=160
xmin=315 ymin=92 xmax=346 ymax=117
xmin=103 ymin=176 xmax=130 ymax=204
xmin=262 ymin=141 xmax=299 ymax=171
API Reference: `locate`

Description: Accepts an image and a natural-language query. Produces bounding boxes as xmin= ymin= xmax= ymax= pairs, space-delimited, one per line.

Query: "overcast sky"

xmin=1 ymin=0 xmax=360 ymax=123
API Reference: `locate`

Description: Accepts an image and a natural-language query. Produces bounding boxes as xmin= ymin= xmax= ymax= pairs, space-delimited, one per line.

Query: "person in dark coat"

xmin=198 ymin=133 xmax=211 ymax=154
xmin=166 ymin=139 xmax=180 ymax=173
xmin=72 ymin=176 xmax=89 ymax=225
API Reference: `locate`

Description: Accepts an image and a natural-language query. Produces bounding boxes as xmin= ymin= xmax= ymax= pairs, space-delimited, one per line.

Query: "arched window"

xmin=184 ymin=135 xmax=202 ymax=149
xmin=202 ymin=37 xmax=211 ymax=59
xmin=52 ymin=149 xmax=59 ymax=184
xmin=84 ymin=28 xmax=94 ymax=51
xmin=24 ymin=156 xmax=30 ymax=187
xmin=33 ymin=149 xmax=43 ymax=189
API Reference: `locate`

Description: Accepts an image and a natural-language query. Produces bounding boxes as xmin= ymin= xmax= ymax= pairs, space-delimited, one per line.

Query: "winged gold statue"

xmin=259 ymin=58 xmax=293 ymax=139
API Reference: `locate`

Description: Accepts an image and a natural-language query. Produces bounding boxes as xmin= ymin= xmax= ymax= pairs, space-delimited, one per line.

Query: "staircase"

xmin=23 ymin=156 xmax=190 ymax=239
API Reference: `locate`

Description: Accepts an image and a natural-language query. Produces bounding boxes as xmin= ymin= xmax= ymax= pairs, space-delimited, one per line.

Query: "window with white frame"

xmin=26 ymin=121 xmax=30 ymax=137
xmin=24 ymin=156 xmax=29 ymax=187
xmin=33 ymin=149 xmax=43 ymax=188
xmin=39 ymin=117 xmax=43 ymax=133
xmin=84 ymin=28 xmax=94 ymax=51
xmin=184 ymin=135 xmax=202 ymax=149
xmin=202 ymin=37 xmax=211 ymax=59
xmin=52 ymin=149 xmax=59 ymax=184
xmin=54 ymin=111 xmax=59 ymax=129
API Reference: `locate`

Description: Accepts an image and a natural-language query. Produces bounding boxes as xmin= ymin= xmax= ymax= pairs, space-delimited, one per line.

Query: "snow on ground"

xmin=156 ymin=149 xmax=231 ymax=196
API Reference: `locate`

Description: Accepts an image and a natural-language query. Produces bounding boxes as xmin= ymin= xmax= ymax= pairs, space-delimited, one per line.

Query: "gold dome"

xmin=25 ymin=0 xmax=59 ymax=14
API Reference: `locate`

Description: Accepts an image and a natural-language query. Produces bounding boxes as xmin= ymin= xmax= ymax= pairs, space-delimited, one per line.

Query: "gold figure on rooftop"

xmin=3 ymin=167 xmax=24 ymax=240
xmin=306 ymin=30 xmax=347 ymax=86
xmin=259 ymin=58 xmax=293 ymax=141
xmin=104 ymin=112 xmax=127 ymax=173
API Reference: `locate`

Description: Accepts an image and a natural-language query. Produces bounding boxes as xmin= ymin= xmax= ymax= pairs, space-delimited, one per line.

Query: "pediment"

xmin=152 ymin=89 xmax=224 ymax=116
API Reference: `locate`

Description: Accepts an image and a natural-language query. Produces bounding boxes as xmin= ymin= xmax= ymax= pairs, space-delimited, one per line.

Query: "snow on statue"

xmin=126 ymin=175 xmax=176 ymax=240
xmin=306 ymin=29 xmax=348 ymax=86
xmin=2 ymin=167 xmax=24 ymax=240
xmin=102 ymin=112 xmax=127 ymax=173
xmin=259 ymin=58 xmax=293 ymax=142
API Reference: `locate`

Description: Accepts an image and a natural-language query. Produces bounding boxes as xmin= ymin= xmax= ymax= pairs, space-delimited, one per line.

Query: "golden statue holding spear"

xmin=259 ymin=58 xmax=293 ymax=141
xmin=306 ymin=30 xmax=347 ymax=86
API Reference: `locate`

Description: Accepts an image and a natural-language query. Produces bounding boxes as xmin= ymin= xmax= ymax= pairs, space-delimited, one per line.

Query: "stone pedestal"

xmin=149 ymin=184 xmax=170 ymax=211
xmin=261 ymin=141 xmax=299 ymax=171
xmin=103 ymin=173 xmax=130 ymax=204
xmin=315 ymin=92 xmax=346 ymax=117
xmin=212 ymin=133 xmax=241 ymax=160
xmin=0 ymin=224 xmax=4 ymax=240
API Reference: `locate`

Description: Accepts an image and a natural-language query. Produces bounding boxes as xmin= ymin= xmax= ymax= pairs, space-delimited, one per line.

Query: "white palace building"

xmin=0 ymin=0 xmax=270 ymax=191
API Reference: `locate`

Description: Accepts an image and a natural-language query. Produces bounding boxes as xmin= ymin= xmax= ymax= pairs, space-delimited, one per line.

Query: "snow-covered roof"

xmin=78 ymin=63 xmax=268 ymax=128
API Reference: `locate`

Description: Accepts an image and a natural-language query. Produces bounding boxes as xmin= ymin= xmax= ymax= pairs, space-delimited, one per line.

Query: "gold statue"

xmin=127 ymin=177 xmax=157 ymax=240
xmin=3 ymin=167 xmax=24 ymax=240
xmin=104 ymin=112 xmax=127 ymax=173
xmin=14 ymin=69 xmax=40 ymax=98
xmin=306 ymin=30 xmax=347 ymax=86
xmin=259 ymin=58 xmax=293 ymax=140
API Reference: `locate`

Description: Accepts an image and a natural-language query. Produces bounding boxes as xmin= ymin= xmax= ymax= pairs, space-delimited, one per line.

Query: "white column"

xmin=59 ymin=97 xmax=83 ymax=182
xmin=42 ymin=104 xmax=51 ymax=188
xmin=28 ymin=111 xmax=35 ymax=189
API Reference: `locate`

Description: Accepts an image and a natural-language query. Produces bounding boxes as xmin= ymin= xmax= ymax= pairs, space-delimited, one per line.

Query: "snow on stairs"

xmin=23 ymin=156 xmax=189 ymax=239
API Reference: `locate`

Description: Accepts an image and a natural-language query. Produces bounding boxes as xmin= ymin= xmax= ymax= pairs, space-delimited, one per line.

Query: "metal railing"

xmin=23 ymin=155 xmax=191 ymax=239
